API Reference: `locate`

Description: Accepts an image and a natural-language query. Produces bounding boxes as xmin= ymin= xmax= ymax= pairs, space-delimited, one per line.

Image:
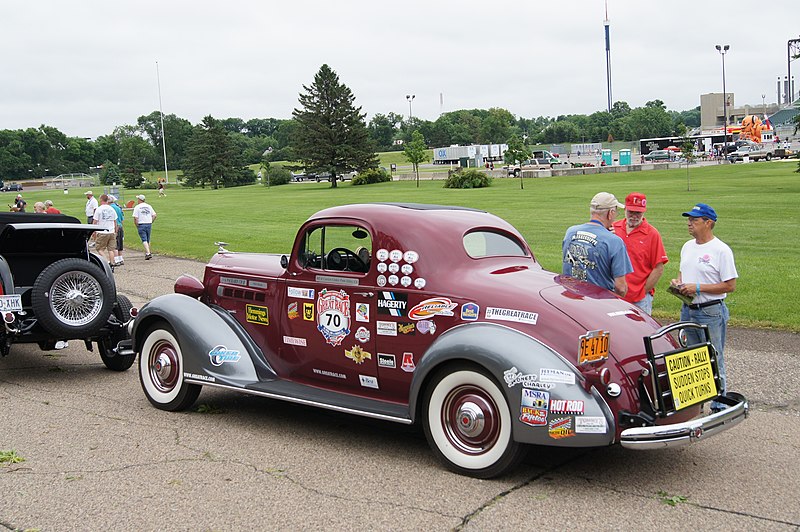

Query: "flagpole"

xmin=156 ymin=61 xmax=170 ymax=185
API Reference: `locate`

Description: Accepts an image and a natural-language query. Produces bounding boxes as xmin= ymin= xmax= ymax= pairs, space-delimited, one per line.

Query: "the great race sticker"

xmin=316 ymin=289 xmax=351 ymax=346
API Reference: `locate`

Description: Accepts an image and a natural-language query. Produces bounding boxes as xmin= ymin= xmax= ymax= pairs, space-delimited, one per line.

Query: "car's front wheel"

xmin=139 ymin=322 xmax=201 ymax=411
xmin=423 ymin=363 xmax=525 ymax=478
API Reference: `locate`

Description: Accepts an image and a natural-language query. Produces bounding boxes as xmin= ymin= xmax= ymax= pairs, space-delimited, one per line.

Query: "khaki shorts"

xmin=95 ymin=232 xmax=116 ymax=254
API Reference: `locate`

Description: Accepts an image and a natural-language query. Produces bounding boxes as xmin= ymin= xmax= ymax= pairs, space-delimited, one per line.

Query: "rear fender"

xmin=409 ymin=322 xmax=614 ymax=447
xmin=132 ymin=293 xmax=271 ymax=387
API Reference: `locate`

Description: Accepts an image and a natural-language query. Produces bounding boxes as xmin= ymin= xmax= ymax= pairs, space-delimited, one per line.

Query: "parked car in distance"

xmin=0 ymin=212 xmax=134 ymax=370
xmin=506 ymin=150 xmax=566 ymax=176
xmin=2 ymin=183 xmax=23 ymax=192
xmin=642 ymin=150 xmax=676 ymax=162
xmin=727 ymin=143 xmax=774 ymax=163
xmin=131 ymin=203 xmax=748 ymax=478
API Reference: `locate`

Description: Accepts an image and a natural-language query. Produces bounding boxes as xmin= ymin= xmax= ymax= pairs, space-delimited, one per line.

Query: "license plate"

xmin=664 ymin=345 xmax=718 ymax=410
xmin=0 ymin=294 xmax=22 ymax=312
xmin=578 ymin=330 xmax=609 ymax=364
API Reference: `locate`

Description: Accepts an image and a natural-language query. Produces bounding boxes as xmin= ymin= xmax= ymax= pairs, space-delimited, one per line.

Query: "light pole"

xmin=715 ymin=44 xmax=730 ymax=158
xmin=762 ymin=93 xmax=766 ymax=118
xmin=406 ymin=94 xmax=415 ymax=121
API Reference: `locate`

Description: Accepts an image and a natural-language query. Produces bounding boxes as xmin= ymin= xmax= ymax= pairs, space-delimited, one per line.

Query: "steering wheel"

xmin=326 ymin=247 xmax=367 ymax=272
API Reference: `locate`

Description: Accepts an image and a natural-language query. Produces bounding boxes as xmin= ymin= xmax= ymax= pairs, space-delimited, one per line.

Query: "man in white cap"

xmin=12 ymin=194 xmax=27 ymax=212
xmin=133 ymin=194 xmax=157 ymax=260
xmin=85 ymin=190 xmax=98 ymax=224
xmin=562 ymin=192 xmax=632 ymax=297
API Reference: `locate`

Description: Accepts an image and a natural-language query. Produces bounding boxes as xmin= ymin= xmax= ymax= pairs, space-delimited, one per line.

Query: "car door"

xmin=279 ymin=222 xmax=380 ymax=395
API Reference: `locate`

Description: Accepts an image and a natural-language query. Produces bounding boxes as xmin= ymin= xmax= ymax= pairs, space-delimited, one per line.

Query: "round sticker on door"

xmin=388 ymin=274 xmax=399 ymax=286
xmin=316 ymin=289 xmax=351 ymax=346
xmin=401 ymin=264 xmax=413 ymax=275
xmin=376 ymin=249 xmax=389 ymax=262
xmin=389 ymin=249 xmax=403 ymax=263
xmin=414 ymin=278 xmax=427 ymax=289
xmin=377 ymin=275 xmax=387 ymax=287
xmin=376 ymin=262 xmax=387 ymax=273
xmin=388 ymin=263 xmax=400 ymax=274
xmin=403 ymin=251 xmax=419 ymax=264
xmin=400 ymin=276 xmax=412 ymax=287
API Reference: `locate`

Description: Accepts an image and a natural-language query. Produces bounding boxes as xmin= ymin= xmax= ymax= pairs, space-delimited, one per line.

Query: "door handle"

xmin=354 ymin=291 xmax=374 ymax=298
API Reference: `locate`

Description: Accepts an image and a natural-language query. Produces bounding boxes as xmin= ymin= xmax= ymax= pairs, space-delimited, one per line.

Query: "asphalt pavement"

xmin=1 ymin=253 xmax=798 ymax=531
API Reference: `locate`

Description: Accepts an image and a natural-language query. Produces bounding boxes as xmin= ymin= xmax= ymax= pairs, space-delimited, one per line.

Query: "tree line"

xmin=0 ymin=64 xmax=702 ymax=187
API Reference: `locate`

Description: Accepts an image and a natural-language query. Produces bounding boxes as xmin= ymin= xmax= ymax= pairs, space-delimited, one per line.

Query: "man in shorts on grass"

xmin=92 ymin=194 xmax=118 ymax=266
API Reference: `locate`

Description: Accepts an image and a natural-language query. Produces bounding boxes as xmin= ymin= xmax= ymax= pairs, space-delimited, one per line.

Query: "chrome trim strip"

xmin=620 ymin=392 xmax=748 ymax=450
xmin=185 ymin=379 xmax=413 ymax=425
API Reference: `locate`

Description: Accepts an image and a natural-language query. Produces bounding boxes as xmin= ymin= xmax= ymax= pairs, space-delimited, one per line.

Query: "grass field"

xmin=25 ymin=160 xmax=800 ymax=331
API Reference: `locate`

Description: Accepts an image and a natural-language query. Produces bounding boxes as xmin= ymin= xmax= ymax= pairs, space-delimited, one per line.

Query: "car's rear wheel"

xmin=139 ymin=322 xmax=201 ymax=411
xmin=31 ymin=258 xmax=114 ymax=338
xmin=98 ymin=294 xmax=135 ymax=371
xmin=423 ymin=363 xmax=525 ymax=478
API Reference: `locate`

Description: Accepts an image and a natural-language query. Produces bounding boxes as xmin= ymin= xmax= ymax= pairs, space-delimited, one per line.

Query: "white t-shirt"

xmin=679 ymin=237 xmax=738 ymax=304
xmin=93 ymin=204 xmax=118 ymax=233
xmin=133 ymin=202 xmax=156 ymax=224
xmin=85 ymin=196 xmax=98 ymax=217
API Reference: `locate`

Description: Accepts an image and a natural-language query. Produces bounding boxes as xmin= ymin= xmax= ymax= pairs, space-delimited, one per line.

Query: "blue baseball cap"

xmin=682 ymin=203 xmax=717 ymax=221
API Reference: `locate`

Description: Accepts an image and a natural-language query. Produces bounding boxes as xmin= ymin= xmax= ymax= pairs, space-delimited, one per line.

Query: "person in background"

xmin=9 ymin=194 xmax=26 ymax=212
xmin=562 ymin=192 xmax=632 ymax=297
xmin=158 ymin=180 xmax=166 ymax=197
xmin=109 ymin=195 xmax=125 ymax=266
xmin=92 ymin=194 xmax=118 ymax=266
xmin=612 ymin=192 xmax=668 ymax=314
xmin=133 ymin=194 xmax=157 ymax=260
xmin=670 ymin=203 xmax=738 ymax=412
xmin=44 ymin=200 xmax=61 ymax=214
xmin=85 ymin=190 xmax=98 ymax=224
xmin=33 ymin=201 xmax=46 ymax=213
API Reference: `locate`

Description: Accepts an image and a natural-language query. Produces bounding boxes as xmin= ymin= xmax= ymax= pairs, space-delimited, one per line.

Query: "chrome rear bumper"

xmin=620 ymin=392 xmax=748 ymax=450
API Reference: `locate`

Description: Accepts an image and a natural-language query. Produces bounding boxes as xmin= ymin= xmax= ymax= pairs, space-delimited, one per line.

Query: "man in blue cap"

xmin=670 ymin=203 xmax=738 ymax=411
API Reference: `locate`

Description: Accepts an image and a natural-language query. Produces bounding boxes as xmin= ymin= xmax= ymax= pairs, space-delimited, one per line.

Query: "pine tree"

xmin=292 ymin=64 xmax=378 ymax=188
xmin=184 ymin=116 xmax=253 ymax=189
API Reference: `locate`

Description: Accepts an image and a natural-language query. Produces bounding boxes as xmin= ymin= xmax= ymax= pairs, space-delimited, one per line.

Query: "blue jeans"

xmin=680 ymin=301 xmax=729 ymax=401
xmin=137 ymin=223 xmax=152 ymax=243
xmin=633 ymin=293 xmax=653 ymax=314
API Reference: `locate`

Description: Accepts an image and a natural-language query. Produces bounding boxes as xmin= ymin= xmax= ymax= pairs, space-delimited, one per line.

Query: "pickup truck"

xmin=506 ymin=150 xmax=567 ymax=176
xmin=728 ymin=143 xmax=775 ymax=163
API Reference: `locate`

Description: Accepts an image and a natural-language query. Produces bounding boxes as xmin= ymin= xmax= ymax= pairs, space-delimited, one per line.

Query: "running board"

xmin=185 ymin=377 xmax=413 ymax=425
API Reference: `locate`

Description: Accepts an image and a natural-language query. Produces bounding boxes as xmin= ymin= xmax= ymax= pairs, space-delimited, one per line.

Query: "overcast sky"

xmin=2 ymin=0 xmax=798 ymax=139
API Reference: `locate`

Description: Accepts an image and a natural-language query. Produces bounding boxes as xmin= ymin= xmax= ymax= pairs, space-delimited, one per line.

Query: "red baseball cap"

xmin=625 ymin=192 xmax=647 ymax=212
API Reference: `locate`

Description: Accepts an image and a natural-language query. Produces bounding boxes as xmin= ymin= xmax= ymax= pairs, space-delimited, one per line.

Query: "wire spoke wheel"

xmin=49 ymin=271 xmax=104 ymax=326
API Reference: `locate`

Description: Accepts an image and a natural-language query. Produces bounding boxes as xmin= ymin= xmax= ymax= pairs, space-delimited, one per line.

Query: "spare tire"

xmin=31 ymin=258 xmax=114 ymax=338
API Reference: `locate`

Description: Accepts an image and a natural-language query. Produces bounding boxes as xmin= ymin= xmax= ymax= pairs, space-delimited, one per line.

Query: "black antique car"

xmin=0 ymin=212 xmax=134 ymax=370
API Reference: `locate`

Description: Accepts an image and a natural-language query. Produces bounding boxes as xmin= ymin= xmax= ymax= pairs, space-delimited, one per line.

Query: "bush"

xmin=263 ymin=165 xmax=292 ymax=186
xmin=443 ymin=168 xmax=492 ymax=189
xmin=351 ymin=168 xmax=391 ymax=186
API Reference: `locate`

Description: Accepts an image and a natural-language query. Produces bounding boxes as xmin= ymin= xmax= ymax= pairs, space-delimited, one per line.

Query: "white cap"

xmin=136 ymin=194 xmax=146 ymax=201
xmin=85 ymin=190 xmax=93 ymax=195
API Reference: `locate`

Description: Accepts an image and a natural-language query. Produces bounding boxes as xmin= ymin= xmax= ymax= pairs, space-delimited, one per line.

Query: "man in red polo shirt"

xmin=612 ymin=192 xmax=668 ymax=314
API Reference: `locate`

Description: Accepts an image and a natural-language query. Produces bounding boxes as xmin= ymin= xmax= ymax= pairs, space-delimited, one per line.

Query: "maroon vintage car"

xmin=127 ymin=203 xmax=748 ymax=478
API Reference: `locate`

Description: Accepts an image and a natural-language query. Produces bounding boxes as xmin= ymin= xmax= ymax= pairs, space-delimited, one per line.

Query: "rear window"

xmin=463 ymin=230 xmax=527 ymax=258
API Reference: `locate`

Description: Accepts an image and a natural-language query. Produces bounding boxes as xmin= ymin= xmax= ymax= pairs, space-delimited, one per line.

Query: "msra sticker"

xmin=209 ymin=345 xmax=241 ymax=366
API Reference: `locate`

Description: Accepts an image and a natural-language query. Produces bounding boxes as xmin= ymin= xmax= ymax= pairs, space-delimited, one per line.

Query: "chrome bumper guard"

xmin=620 ymin=392 xmax=748 ymax=450
xmin=114 ymin=339 xmax=135 ymax=358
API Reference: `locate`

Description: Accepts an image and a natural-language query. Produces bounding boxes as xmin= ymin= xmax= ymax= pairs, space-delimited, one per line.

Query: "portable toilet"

xmin=602 ymin=149 xmax=612 ymax=166
xmin=619 ymin=149 xmax=631 ymax=166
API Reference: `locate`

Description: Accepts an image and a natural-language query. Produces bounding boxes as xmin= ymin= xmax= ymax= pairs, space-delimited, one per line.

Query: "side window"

xmin=299 ymin=225 xmax=372 ymax=273
xmin=463 ymin=230 xmax=528 ymax=258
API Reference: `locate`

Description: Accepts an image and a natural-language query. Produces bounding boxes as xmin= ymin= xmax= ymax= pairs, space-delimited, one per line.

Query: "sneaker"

xmin=145 ymin=253 xmax=152 ymax=260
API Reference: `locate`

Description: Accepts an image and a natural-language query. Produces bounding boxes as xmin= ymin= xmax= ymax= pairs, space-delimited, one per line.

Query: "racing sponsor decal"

xmin=519 ymin=389 xmax=550 ymax=427
xmin=388 ymin=275 xmax=399 ymax=286
xmin=208 ymin=345 xmax=241 ymax=366
xmin=317 ymin=289 xmax=351 ymax=346
xmin=376 ymin=249 xmax=389 ymax=262
xmin=287 ymin=287 xmax=315 ymax=299
xmin=403 ymin=250 xmax=419 ymax=263
xmin=303 ymin=302 xmax=314 ymax=321
xmin=416 ymin=320 xmax=436 ymax=335
xmin=220 ymin=276 xmax=247 ymax=286
xmin=376 ymin=275 xmax=387 ymax=287
xmin=313 ymin=368 xmax=345 ymax=379
xmin=397 ymin=322 xmax=415 ymax=335
xmin=549 ymin=399 xmax=584 ymax=415
xmin=540 ymin=368 xmax=576 ymax=385
xmin=355 ymin=326 xmax=370 ymax=343
xmin=401 ymin=352 xmax=416 ymax=372
xmin=575 ymin=416 xmax=607 ymax=434
xmin=378 ymin=353 xmax=396 ymax=368
xmin=184 ymin=372 xmax=216 ymax=383
xmin=287 ymin=302 xmax=299 ymax=320
xmin=503 ymin=367 xmax=555 ymax=390
xmin=401 ymin=264 xmax=413 ymax=275
xmin=355 ymin=303 xmax=370 ymax=322
xmin=248 ymin=280 xmax=268 ymax=289
xmin=400 ymin=276 xmax=412 ymax=287
xmin=548 ymin=417 xmax=575 ymax=439
xmin=376 ymin=321 xmax=397 ymax=336
xmin=408 ymin=297 xmax=457 ymax=320
xmin=413 ymin=278 xmax=427 ymax=289
xmin=315 ymin=275 xmax=359 ymax=286
xmin=283 ymin=336 xmax=307 ymax=347
xmin=461 ymin=302 xmax=479 ymax=321
xmin=245 ymin=304 xmax=269 ymax=326
xmin=345 ymin=345 xmax=372 ymax=364
xmin=377 ymin=292 xmax=407 ymax=316
xmin=389 ymin=249 xmax=403 ymax=263
xmin=485 ymin=307 xmax=538 ymax=325
xmin=359 ymin=375 xmax=379 ymax=389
